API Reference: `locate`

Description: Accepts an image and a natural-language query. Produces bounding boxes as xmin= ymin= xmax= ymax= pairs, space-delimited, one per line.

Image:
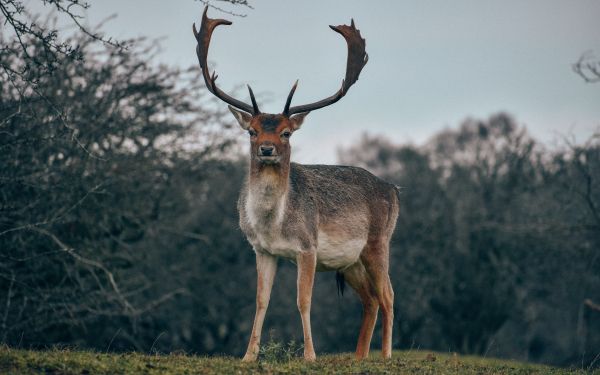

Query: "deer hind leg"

xmin=343 ymin=262 xmax=379 ymax=360
xmin=243 ymin=250 xmax=278 ymax=362
xmin=361 ymin=240 xmax=394 ymax=359
xmin=296 ymin=250 xmax=317 ymax=361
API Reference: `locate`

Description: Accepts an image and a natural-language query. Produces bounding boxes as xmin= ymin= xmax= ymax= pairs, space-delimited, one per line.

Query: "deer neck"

xmin=246 ymin=159 xmax=290 ymax=228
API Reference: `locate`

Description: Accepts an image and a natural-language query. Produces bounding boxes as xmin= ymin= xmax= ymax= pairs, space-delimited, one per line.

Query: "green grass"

xmin=0 ymin=345 xmax=594 ymax=374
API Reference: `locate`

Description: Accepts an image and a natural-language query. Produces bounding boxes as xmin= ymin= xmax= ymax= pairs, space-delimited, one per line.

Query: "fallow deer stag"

xmin=193 ymin=7 xmax=399 ymax=361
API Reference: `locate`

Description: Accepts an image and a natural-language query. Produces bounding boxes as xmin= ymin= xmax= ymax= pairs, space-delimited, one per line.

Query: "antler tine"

xmin=247 ymin=85 xmax=260 ymax=114
xmin=284 ymin=19 xmax=368 ymax=116
xmin=282 ymin=79 xmax=299 ymax=116
xmin=193 ymin=6 xmax=259 ymax=114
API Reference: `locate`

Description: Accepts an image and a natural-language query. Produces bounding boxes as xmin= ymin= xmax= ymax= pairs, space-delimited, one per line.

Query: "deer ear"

xmin=228 ymin=106 xmax=252 ymax=130
xmin=289 ymin=112 xmax=309 ymax=130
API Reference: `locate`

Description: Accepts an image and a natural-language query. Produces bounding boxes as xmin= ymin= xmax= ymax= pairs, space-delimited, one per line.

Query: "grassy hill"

xmin=0 ymin=346 xmax=593 ymax=374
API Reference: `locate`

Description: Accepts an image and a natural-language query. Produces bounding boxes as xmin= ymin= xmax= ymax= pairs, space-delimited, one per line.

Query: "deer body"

xmin=193 ymin=7 xmax=398 ymax=361
xmin=240 ymin=163 xmax=397 ymax=272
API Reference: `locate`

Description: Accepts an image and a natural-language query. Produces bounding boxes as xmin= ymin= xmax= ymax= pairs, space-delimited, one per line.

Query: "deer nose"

xmin=259 ymin=145 xmax=275 ymax=156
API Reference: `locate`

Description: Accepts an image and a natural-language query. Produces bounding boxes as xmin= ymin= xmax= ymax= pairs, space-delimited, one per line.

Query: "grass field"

xmin=0 ymin=346 xmax=595 ymax=374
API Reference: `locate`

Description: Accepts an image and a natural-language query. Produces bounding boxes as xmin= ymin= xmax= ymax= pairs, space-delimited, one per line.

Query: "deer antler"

xmin=283 ymin=19 xmax=368 ymax=116
xmin=193 ymin=7 xmax=260 ymax=114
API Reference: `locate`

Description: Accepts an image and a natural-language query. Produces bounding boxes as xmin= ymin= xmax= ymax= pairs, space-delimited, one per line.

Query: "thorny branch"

xmin=0 ymin=0 xmax=124 ymax=72
xmin=196 ymin=0 xmax=252 ymax=17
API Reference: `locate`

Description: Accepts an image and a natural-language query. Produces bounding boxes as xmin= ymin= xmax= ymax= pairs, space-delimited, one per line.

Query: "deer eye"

xmin=281 ymin=130 xmax=291 ymax=139
xmin=248 ymin=129 xmax=257 ymax=137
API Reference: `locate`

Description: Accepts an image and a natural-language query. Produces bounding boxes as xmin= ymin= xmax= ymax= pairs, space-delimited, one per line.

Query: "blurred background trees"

xmin=1 ymin=1 xmax=599 ymax=368
xmin=340 ymin=116 xmax=600 ymax=365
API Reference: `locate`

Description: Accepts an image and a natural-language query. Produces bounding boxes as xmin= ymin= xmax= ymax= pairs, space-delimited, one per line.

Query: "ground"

xmin=0 ymin=346 xmax=595 ymax=374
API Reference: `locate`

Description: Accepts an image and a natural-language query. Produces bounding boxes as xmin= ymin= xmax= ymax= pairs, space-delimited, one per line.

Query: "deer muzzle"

xmin=257 ymin=143 xmax=280 ymax=164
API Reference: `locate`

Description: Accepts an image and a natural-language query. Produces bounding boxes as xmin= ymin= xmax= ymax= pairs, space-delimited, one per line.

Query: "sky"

xmin=30 ymin=0 xmax=600 ymax=164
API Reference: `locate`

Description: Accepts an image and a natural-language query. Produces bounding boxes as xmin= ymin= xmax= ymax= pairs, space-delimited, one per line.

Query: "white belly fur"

xmin=252 ymin=229 xmax=366 ymax=271
xmin=316 ymin=231 xmax=366 ymax=271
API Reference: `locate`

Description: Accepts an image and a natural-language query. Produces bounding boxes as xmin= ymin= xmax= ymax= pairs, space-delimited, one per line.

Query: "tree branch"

xmin=573 ymin=51 xmax=600 ymax=83
xmin=584 ymin=299 xmax=600 ymax=313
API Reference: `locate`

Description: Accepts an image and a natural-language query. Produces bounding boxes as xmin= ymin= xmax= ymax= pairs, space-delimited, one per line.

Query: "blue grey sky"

xmin=36 ymin=0 xmax=600 ymax=163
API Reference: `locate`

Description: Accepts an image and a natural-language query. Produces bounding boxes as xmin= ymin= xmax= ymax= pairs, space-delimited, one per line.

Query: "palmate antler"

xmin=193 ymin=7 xmax=260 ymax=114
xmin=193 ymin=7 xmax=368 ymax=116
xmin=283 ymin=20 xmax=369 ymax=116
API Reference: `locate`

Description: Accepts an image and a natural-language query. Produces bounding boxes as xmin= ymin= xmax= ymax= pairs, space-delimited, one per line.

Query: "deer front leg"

xmin=296 ymin=250 xmax=317 ymax=361
xmin=243 ymin=250 xmax=278 ymax=362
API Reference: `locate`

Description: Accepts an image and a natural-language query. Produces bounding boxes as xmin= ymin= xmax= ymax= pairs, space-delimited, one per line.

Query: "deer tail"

xmin=336 ymin=271 xmax=345 ymax=297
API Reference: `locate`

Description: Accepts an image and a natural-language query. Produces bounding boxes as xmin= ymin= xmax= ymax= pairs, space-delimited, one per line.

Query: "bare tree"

xmin=0 ymin=21 xmax=235 ymax=348
xmin=0 ymin=0 xmax=253 ymax=79
xmin=0 ymin=0 xmax=125 ymax=82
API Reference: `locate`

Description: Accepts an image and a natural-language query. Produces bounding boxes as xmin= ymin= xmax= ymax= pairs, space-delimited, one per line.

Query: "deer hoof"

xmin=355 ymin=353 xmax=368 ymax=360
xmin=304 ymin=352 xmax=317 ymax=362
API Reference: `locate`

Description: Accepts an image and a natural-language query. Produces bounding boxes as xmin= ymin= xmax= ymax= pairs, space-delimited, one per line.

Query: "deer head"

xmin=193 ymin=7 xmax=368 ymax=165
